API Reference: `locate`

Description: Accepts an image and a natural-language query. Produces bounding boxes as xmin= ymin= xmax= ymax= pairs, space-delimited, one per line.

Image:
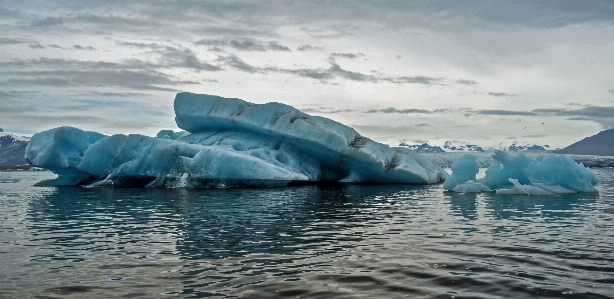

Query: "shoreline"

xmin=0 ymin=165 xmax=32 ymax=171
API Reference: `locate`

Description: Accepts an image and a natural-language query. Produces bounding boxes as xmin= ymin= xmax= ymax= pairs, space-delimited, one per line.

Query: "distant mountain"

xmin=398 ymin=142 xmax=445 ymax=153
xmin=558 ymin=129 xmax=614 ymax=156
xmin=0 ymin=134 xmax=28 ymax=166
xmin=443 ymin=141 xmax=485 ymax=152
xmin=401 ymin=141 xmax=549 ymax=153
xmin=505 ymin=142 xmax=547 ymax=152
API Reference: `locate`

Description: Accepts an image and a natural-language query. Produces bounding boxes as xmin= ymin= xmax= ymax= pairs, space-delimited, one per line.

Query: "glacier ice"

xmin=442 ymin=154 xmax=480 ymax=191
xmin=26 ymin=92 xmax=449 ymax=187
xmin=25 ymin=126 xmax=106 ymax=185
xmin=444 ymin=151 xmax=598 ymax=195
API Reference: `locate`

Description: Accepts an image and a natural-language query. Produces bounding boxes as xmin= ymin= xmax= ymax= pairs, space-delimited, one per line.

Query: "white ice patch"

xmin=496 ymin=178 xmax=554 ymax=196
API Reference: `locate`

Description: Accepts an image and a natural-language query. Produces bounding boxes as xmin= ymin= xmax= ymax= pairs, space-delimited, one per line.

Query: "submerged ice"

xmin=443 ymin=151 xmax=598 ymax=195
xmin=26 ymin=92 xmax=449 ymax=187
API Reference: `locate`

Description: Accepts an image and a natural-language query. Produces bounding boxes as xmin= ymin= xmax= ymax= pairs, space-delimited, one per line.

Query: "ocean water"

xmin=1 ymin=170 xmax=613 ymax=298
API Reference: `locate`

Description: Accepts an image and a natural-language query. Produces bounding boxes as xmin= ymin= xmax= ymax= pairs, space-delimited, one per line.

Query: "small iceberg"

xmin=26 ymin=92 xmax=449 ymax=188
xmin=443 ymin=151 xmax=598 ymax=195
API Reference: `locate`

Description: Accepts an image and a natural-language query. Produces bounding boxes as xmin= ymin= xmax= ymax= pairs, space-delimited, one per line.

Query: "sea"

xmin=1 ymin=168 xmax=613 ymax=299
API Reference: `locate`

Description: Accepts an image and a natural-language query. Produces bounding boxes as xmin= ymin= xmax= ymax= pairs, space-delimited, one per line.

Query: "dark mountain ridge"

xmin=558 ymin=129 xmax=614 ymax=156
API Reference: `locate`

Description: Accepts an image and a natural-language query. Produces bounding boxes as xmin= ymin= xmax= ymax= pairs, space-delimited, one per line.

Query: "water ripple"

xmin=0 ymin=170 xmax=613 ymax=298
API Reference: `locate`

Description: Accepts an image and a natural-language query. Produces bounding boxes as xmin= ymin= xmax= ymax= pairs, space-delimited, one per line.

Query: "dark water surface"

xmin=1 ymin=170 xmax=613 ymax=298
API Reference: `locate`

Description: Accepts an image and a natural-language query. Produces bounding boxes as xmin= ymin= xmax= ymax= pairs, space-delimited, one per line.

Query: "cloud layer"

xmin=1 ymin=0 xmax=613 ymax=147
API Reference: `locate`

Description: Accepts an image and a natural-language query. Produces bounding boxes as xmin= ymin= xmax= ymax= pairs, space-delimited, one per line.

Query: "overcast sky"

xmin=1 ymin=0 xmax=614 ymax=148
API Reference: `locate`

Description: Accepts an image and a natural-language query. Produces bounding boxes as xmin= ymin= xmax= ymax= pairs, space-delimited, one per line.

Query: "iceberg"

xmin=26 ymin=92 xmax=449 ymax=188
xmin=443 ymin=151 xmax=598 ymax=195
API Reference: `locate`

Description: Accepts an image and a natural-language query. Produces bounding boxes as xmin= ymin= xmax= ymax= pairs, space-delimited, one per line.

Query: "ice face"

xmin=443 ymin=150 xmax=598 ymax=195
xmin=442 ymin=154 xmax=480 ymax=191
xmin=26 ymin=93 xmax=449 ymax=187
xmin=24 ymin=126 xmax=106 ymax=186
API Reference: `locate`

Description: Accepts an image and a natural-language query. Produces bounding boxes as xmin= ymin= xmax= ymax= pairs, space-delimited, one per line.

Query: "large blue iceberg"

xmin=443 ymin=151 xmax=598 ymax=195
xmin=26 ymin=92 xmax=449 ymax=187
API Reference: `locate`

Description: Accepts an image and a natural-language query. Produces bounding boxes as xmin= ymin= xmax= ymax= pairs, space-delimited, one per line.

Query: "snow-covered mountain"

xmin=398 ymin=142 xmax=445 ymax=153
xmin=443 ymin=141 xmax=485 ymax=152
xmin=504 ymin=142 xmax=548 ymax=152
xmin=400 ymin=141 xmax=548 ymax=153
xmin=0 ymin=133 xmax=29 ymax=166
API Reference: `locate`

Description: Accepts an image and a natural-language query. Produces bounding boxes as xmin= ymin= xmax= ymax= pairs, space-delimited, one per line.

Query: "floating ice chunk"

xmin=24 ymin=126 xmax=105 ymax=185
xmin=496 ymin=178 xmax=554 ymax=196
xmin=442 ymin=154 xmax=480 ymax=191
xmin=443 ymin=150 xmax=598 ymax=195
xmin=26 ymin=93 xmax=448 ymax=187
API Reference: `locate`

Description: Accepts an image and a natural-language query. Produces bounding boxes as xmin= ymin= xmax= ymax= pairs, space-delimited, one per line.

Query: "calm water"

xmin=1 ymin=170 xmax=613 ymax=298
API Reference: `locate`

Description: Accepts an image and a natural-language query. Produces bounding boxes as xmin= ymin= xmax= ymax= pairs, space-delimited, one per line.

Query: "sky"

xmin=1 ymin=0 xmax=614 ymax=149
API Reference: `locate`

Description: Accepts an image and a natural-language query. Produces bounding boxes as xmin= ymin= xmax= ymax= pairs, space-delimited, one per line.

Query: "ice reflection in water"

xmin=0 ymin=170 xmax=612 ymax=298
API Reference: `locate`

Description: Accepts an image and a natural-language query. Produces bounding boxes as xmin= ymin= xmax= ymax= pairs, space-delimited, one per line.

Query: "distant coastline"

xmin=0 ymin=165 xmax=32 ymax=171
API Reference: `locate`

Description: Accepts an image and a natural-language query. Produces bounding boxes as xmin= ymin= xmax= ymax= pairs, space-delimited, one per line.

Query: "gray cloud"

xmin=29 ymin=16 xmax=64 ymax=27
xmin=297 ymin=44 xmax=323 ymax=51
xmin=0 ymin=58 xmax=199 ymax=91
xmin=215 ymin=54 xmax=442 ymax=85
xmin=467 ymin=105 xmax=614 ymax=129
xmin=477 ymin=110 xmax=536 ymax=116
xmin=86 ymin=91 xmax=151 ymax=98
xmin=6 ymin=1 xmax=613 ymax=42
xmin=387 ymin=76 xmax=443 ymax=85
xmin=608 ymin=89 xmax=614 ymax=94
xmin=194 ymin=25 xmax=272 ymax=37
xmin=27 ymin=13 xmax=151 ymax=30
xmin=364 ymin=107 xmax=447 ymax=114
xmin=330 ymin=53 xmax=365 ymax=59
xmin=267 ymin=41 xmax=290 ymax=51
xmin=272 ymin=67 xmax=333 ymax=80
xmin=302 ymin=108 xmax=355 ymax=114
xmin=229 ymin=39 xmax=266 ymax=51
xmin=456 ymin=79 xmax=478 ymax=85
xmin=0 ymin=37 xmax=26 ymax=44
xmin=488 ymin=92 xmax=515 ymax=97
xmin=194 ymin=38 xmax=291 ymax=52
xmin=73 ymin=44 xmax=95 ymax=50
xmin=0 ymin=95 xmax=171 ymax=133
xmin=534 ymin=106 xmax=614 ymax=118
xmin=157 ymin=46 xmax=222 ymax=71
xmin=115 ymin=42 xmax=222 ymax=71
xmin=327 ymin=60 xmax=375 ymax=82
xmin=29 ymin=43 xmax=45 ymax=49
xmin=118 ymin=42 xmax=164 ymax=49
xmin=0 ymin=90 xmax=38 ymax=99
xmin=219 ymin=55 xmax=263 ymax=73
